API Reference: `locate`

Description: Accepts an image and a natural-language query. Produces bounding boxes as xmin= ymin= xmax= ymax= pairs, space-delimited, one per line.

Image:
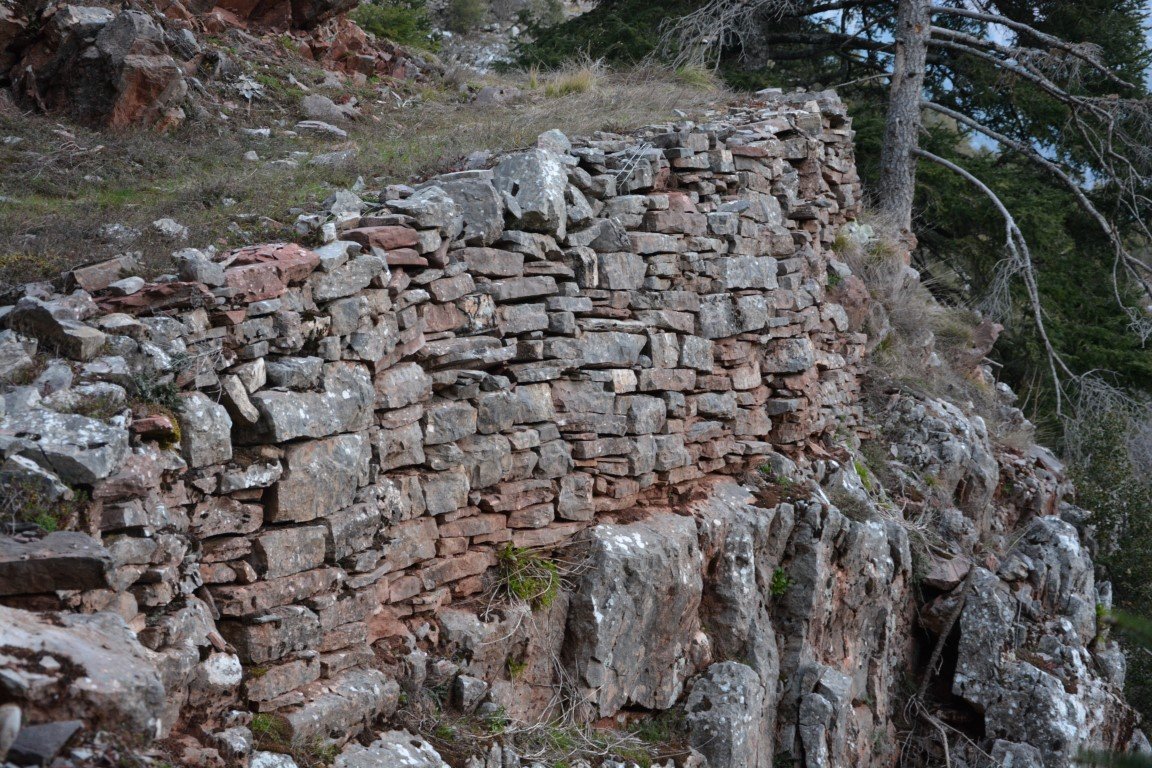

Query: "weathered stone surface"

xmin=882 ymin=393 xmax=1000 ymax=528
xmin=716 ymin=256 xmax=778 ymax=290
xmin=0 ymin=533 xmax=113 ymax=596
xmin=1 ymin=409 xmax=129 ymax=484
xmin=492 ymin=149 xmax=568 ymax=236
xmin=376 ymin=420 xmax=425 ymax=470
xmin=271 ymin=433 xmax=370 ymax=522
xmin=376 ymin=363 xmax=432 ymax=410
xmin=438 ymin=178 xmax=503 ymax=245
xmin=761 ymin=337 xmax=815 ymax=373
xmin=336 ymin=730 xmax=449 ymax=768
xmin=953 ymin=521 xmax=1130 ymax=767
xmin=564 ymin=515 xmax=703 ymax=714
xmin=284 ymin=668 xmax=399 ymax=744
xmin=423 ymin=401 xmax=478 ymax=445
xmin=421 ymin=470 xmax=470 ymax=516
xmin=0 ymin=606 xmax=164 ymax=736
xmin=189 ymin=497 xmax=262 ymax=537
xmin=6 ymin=297 xmax=105 ymax=361
xmin=698 ymin=294 xmax=768 ymax=339
xmin=250 ymin=363 xmax=373 ymax=442
xmin=220 ymin=606 xmax=321 ymax=664
xmin=458 ymin=248 xmax=524 ymax=278
xmin=179 ymin=392 xmax=233 ymax=469
xmin=213 ymin=568 xmax=342 ymax=618
xmin=380 ymin=517 xmax=437 ymax=572
xmin=266 ymin=357 xmax=324 ymax=389
xmin=251 ymin=752 xmax=300 ymax=768
xmin=312 ymin=255 xmax=387 ymax=302
xmin=253 ymin=525 xmax=328 ymax=578
xmin=686 ymin=662 xmax=768 ymax=768
xmin=389 ymin=186 xmax=462 ymax=238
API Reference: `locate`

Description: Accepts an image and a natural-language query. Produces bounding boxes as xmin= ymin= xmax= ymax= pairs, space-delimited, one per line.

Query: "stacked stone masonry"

xmin=0 ymin=92 xmax=866 ymax=745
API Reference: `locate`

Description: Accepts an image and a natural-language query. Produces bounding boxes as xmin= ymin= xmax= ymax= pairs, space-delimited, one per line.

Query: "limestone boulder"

xmin=436 ymin=177 xmax=504 ymax=245
xmin=178 ymin=392 xmax=233 ymax=469
xmin=881 ymin=393 xmax=999 ymax=530
xmin=492 ymin=149 xmax=568 ymax=237
xmin=563 ymin=514 xmax=703 ymax=714
xmin=954 ymin=541 xmax=1135 ymax=766
xmin=6 ymin=297 xmax=105 ymax=361
xmin=247 ymin=363 xmax=373 ymax=442
xmin=686 ymin=662 xmax=769 ymax=768
xmin=335 ymin=731 xmax=449 ymax=768
xmin=0 ymin=606 xmax=165 ymax=737
xmin=0 ymin=408 xmax=129 ymax=484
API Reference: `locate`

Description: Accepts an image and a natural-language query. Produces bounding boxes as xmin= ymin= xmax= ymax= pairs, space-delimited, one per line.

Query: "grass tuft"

xmin=496 ymin=543 xmax=561 ymax=609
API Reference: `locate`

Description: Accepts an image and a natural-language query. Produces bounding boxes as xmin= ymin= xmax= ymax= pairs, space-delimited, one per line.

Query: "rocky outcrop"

xmin=564 ymin=514 xmax=705 ymax=715
xmin=0 ymin=0 xmax=422 ymax=128
xmin=0 ymin=91 xmax=1140 ymax=768
xmin=10 ymin=7 xmax=187 ymax=129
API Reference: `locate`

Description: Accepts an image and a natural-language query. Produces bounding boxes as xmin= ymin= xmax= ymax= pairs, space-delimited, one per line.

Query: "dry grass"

xmin=839 ymin=212 xmax=1025 ymax=444
xmin=0 ymin=62 xmax=728 ymax=292
xmin=537 ymin=59 xmax=602 ymax=97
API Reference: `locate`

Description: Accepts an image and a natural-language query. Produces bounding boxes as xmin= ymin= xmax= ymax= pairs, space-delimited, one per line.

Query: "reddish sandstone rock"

xmin=97 ymin=281 xmax=214 ymax=315
xmin=131 ymin=414 xmax=177 ymax=442
xmin=225 ymin=242 xmax=321 ymax=283
xmin=223 ymin=262 xmax=286 ymax=302
xmin=13 ymin=9 xmax=187 ymax=129
xmin=305 ymin=16 xmax=421 ymax=79
xmin=344 ymin=225 xmax=420 ymax=251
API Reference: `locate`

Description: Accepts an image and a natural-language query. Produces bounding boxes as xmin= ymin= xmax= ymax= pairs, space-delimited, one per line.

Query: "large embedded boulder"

xmin=492 ymin=149 xmax=568 ymax=237
xmin=0 ymin=408 xmax=129 ymax=485
xmin=563 ymin=514 xmax=704 ymax=714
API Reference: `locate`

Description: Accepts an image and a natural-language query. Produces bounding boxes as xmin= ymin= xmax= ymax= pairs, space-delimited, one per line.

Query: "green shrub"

xmin=1 ymin=476 xmax=87 ymax=533
xmin=350 ymin=0 xmax=434 ymax=48
xmin=446 ymin=0 xmax=487 ymax=32
xmin=250 ymin=713 xmax=291 ymax=749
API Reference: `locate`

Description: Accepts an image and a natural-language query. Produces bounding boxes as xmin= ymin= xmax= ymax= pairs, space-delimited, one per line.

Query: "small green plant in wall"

xmin=770 ymin=567 xmax=792 ymax=597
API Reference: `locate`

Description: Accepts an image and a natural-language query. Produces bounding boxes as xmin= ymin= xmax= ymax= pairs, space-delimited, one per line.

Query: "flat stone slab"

xmin=0 ymin=533 xmax=113 ymax=596
xmin=8 ymin=720 xmax=83 ymax=766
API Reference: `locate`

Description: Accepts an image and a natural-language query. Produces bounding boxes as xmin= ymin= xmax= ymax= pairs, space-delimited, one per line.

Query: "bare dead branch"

xmin=929 ymin=5 xmax=1138 ymax=90
xmin=921 ymin=100 xmax=1152 ymax=334
xmin=913 ymin=147 xmax=1075 ymax=411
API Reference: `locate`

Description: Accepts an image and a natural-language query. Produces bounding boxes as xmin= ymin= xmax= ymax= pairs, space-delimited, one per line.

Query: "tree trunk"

xmin=876 ymin=0 xmax=930 ymax=232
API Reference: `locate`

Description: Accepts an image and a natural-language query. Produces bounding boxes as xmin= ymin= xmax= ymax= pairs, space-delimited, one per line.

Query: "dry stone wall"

xmin=0 ymin=89 xmax=1141 ymax=768
xmin=0 ymin=91 xmax=865 ymax=750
